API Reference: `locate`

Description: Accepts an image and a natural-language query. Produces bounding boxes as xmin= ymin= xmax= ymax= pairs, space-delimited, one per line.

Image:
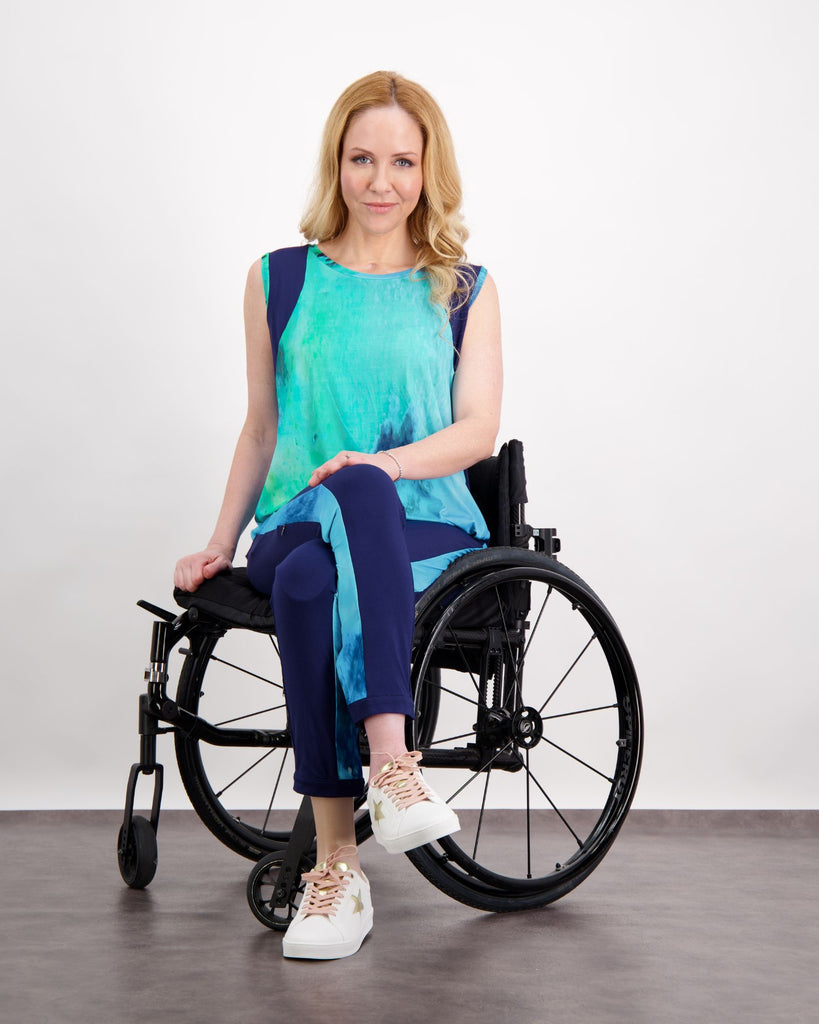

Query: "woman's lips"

xmin=364 ymin=203 xmax=397 ymax=213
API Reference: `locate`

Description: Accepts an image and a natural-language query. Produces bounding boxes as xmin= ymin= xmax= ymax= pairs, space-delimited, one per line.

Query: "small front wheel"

xmin=247 ymin=851 xmax=313 ymax=931
xmin=117 ymin=815 xmax=158 ymax=889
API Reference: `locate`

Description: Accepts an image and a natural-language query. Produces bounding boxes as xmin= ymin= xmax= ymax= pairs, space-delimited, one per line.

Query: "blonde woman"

xmin=175 ymin=71 xmax=502 ymax=959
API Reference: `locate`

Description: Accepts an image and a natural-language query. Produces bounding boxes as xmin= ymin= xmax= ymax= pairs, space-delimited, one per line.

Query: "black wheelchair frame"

xmin=118 ymin=440 xmax=643 ymax=926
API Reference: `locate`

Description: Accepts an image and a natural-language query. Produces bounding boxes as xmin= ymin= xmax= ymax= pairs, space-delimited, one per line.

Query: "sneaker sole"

xmin=282 ymin=913 xmax=373 ymax=960
xmin=373 ymin=811 xmax=460 ymax=855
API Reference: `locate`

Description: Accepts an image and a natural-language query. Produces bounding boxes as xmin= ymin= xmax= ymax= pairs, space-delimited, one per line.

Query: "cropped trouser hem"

xmin=348 ymin=694 xmax=416 ymax=724
xmin=293 ymin=775 xmax=366 ymax=799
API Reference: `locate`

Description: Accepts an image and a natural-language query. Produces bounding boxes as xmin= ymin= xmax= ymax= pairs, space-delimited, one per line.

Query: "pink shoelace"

xmin=299 ymin=846 xmax=357 ymax=918
xmin=370 ymin=750 xmax=430 ymax=809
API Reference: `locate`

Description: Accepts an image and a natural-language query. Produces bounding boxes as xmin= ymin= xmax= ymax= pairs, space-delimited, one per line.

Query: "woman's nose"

xmin=369 ymin=162 xmax=392 ymax=194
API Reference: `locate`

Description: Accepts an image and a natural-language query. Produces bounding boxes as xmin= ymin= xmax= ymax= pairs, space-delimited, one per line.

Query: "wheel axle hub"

xmin=512 ymin=706 xmax=543 ymax=748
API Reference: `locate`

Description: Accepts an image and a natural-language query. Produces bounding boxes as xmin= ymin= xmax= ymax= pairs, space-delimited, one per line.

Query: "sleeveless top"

xmin=253 ymin=244 xmax=489 ymax=544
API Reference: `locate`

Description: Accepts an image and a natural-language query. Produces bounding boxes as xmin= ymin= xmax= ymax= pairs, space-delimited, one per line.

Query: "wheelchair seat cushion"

xmin=173 ymin=568 xmax=276 ymax=632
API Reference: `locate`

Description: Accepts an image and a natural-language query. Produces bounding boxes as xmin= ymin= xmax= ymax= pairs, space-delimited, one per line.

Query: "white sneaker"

xmin=367 ymin=751 xmax=460 ymax=855
xmin=282 ymin=848 xmax=373 ymax=960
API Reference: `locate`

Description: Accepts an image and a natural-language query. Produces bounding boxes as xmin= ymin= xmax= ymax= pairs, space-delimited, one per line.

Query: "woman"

xmin=175 ymin=71 xmax=502 ymax=959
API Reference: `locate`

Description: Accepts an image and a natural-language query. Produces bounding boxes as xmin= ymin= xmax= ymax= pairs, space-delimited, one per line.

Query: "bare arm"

xmin=308 ymin=273 xmax=502 ymax=487
xmin=174 ymin=260 xmax=278 ymax=591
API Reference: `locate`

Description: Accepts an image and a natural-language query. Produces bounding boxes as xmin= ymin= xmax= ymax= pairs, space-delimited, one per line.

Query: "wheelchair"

xmin=118 ymin=440 xmax=643 ymax=927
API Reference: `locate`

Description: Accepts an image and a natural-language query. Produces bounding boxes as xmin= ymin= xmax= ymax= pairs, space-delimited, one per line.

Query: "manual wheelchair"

xmin=118 ymin=440 xmax=643 ymax=927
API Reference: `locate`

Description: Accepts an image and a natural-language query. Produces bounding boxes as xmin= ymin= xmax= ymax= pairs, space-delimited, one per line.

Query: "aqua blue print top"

xmin=254 ymin=245 xmax=489 ymax=544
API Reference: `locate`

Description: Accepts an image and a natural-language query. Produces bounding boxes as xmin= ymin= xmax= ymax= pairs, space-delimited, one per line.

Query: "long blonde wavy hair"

xmin=300 ymin=71 xmax=471 ymax=312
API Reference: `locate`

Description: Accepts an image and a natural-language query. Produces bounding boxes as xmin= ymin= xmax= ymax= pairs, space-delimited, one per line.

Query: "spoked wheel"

xmin=174 ymin=627 xmax=372 ymax=861
xmin=408 ymin=549 xmax=642 ymax=912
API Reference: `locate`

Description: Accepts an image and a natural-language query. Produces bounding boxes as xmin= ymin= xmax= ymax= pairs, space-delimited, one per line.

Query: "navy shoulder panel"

xmin=450 ymin=264 xmax=484 ymax=370
xmin=266 ymin=245 xmax=309 ymax=364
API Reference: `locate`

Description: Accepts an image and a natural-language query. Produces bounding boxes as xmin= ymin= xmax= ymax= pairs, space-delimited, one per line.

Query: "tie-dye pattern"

xmin=254 ymin=246 xmax=489 ymax=542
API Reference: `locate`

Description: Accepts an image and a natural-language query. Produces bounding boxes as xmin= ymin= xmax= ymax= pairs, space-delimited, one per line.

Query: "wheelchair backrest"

xmin=467 ymin=439 xmax=529 ymax=547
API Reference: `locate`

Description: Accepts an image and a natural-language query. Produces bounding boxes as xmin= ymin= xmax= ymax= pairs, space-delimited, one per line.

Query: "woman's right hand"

xmin=174 ymin=546 xmax=234 ymax=592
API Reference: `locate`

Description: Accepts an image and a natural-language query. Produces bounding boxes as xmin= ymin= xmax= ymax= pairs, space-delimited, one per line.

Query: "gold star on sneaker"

xmin=351 ymin=890 xmax=364 ymax=914
xmin=372 ymin=799 xmax=385 ymax=822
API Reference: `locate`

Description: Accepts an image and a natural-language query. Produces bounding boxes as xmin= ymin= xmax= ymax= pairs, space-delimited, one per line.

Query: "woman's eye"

xmin=350 ymin=155 xmax=414 ymax=168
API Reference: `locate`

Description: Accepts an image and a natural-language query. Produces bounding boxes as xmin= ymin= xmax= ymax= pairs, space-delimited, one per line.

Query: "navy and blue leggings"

xmin=246 ymin=464 xmax=481 ymax=798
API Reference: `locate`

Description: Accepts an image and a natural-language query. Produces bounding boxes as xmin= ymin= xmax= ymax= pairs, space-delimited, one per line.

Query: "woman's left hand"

xmin=308 ymin=450 xmax=398 ymax=488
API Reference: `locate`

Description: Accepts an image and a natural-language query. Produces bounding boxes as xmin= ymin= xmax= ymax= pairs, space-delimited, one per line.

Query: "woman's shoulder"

xmin=254 ymin=246 xmax=312 ymax=308
xmin=265 ymin=244 xmax=312 ymax=266
xmin=457 ymin=262 xmax=489 ymax=308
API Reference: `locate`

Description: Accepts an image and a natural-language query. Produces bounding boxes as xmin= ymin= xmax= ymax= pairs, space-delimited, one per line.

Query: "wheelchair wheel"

xmin=174 ymin=627 xmax=372 ymax=861
xmin=247 ymin=850 xmax=314 ymax=931
xmin=408 ymin=549 xmax=642 ymax=912
xmin=117 ymin=815 xmax=158 ymax=889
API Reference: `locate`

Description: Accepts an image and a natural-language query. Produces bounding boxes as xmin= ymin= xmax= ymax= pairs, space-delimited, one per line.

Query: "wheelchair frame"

xmin=118 ymin=441 xmax=643 ymax=923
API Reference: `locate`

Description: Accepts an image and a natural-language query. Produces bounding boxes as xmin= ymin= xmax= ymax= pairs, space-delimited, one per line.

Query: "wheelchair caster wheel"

xmin=247 ymin=851 xmax=313 ymax=931
xmin=117 ymin=815 xmax=158 ymax=889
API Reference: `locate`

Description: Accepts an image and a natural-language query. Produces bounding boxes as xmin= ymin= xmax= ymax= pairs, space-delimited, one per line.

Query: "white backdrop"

xmin=2 ymin=0 xmax=817 ymax=810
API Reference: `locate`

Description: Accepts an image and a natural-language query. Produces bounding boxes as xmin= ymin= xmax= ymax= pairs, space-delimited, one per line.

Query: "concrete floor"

xmin=1 ymin=810 xmax=817 ymax=1024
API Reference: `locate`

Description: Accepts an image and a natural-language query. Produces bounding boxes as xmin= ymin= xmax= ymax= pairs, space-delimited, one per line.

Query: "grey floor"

xmin=1 ymin=810 xmax=817 ymax=1024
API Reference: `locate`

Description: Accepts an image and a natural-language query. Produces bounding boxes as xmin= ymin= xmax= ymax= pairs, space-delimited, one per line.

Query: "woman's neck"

xmin=319 ymin=228 xmax=417 ymax=275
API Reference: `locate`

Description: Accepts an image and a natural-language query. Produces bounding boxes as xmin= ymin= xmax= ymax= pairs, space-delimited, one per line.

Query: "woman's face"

xmin=338 ymin=105 xmax=424 ymax=240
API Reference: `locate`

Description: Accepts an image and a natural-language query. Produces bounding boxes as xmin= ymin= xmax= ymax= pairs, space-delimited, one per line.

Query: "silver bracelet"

xmin=384 ymin=450 xmax=403 ymax=480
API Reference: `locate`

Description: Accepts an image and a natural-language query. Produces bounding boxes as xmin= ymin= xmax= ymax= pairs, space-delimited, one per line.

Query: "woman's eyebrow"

xmin=347 ymin=147 xmax=420 ymax=158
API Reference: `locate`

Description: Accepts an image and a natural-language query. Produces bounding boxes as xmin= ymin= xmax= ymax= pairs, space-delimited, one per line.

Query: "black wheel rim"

xmin=117 ymin=824 xmax=139 ymax=883
xmin=408 ymin=561 xmax=642 ymax=903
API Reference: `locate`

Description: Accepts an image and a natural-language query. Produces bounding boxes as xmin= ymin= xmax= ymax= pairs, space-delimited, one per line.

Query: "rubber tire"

xmin=117 ymin=815 xmax=158 ymax=889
